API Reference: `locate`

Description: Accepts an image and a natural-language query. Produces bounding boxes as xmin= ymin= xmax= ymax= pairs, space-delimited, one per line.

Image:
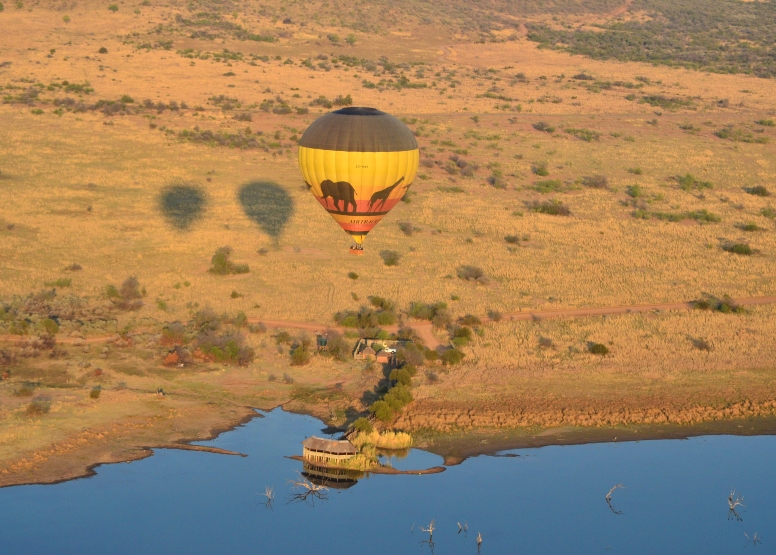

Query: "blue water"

xmin=0 ymin=409 xmax=772 ymax=554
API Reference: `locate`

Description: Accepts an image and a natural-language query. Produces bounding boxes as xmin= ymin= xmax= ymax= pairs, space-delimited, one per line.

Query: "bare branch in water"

xmin=605 ymin=484 xmax=625 ymax=515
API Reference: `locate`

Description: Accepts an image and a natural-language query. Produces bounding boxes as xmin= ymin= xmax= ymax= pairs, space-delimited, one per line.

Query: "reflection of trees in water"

xmin=159 ymin=185 xmax=206 ymax=230
xmin=238 ymin=181 xmax=293 ymax=243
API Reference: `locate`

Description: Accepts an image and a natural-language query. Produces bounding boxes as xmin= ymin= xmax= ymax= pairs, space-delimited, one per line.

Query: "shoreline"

xmin=3 ymin=402 xmax=776 ymax=489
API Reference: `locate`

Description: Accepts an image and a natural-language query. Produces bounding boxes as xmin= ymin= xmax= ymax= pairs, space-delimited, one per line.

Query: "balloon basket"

xmin=349 ymin=247 xmax=365 ymax=256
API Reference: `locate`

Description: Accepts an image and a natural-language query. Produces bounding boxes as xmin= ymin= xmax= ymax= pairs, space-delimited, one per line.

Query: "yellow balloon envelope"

xmin=298 ymin=107 xmax=419 ymax=254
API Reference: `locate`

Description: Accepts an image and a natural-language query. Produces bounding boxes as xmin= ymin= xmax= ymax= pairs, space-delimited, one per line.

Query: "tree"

xmin=352 ymin=417 xmax=372 ymax=433
xmin=370 ymin=400 xmax=394 ymax=422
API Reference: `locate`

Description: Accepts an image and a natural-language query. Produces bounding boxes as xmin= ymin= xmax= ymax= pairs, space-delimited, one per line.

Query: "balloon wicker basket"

xmin=349 ymin=247 xmax=365 ymax=256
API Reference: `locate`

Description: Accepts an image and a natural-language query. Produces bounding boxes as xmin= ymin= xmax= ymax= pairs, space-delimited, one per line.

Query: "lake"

xmin=0 ymin=408 xmax=772 ymax=554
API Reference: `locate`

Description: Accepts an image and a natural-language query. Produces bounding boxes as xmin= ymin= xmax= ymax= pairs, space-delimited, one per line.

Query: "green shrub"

xmin=38 ymin=318 xmax=59 ymax=334
xmin=108 ymin=3 xmax=118 ymax=11
xmin=627 ymin=167 xmax=642 ymax=175
xmin=565 ymin=127 xmax=600 ymax=141
xmin=739 ymin=223 xmax=763 ymax=232
xmin=534 ymin=179 xmax=563 ymax=193
xmin=290 ymin=345 xmax=310 ymax=366
xmin=370 ymin=400 xmax=394 ymax=422
xmin=531 ymin=162 xmax=549 ymax=176
xmin=352 ymin=417 xmax=373 ymax=433
xmin=745 ymin=185 xmax=770 ymax=197
xmin=90 ymin=386 xmax=101 ymax=399
xmin=504 ymin=235 xmax=520 ymax=244
xmin=625 ymin=185 xmax=643 ymax=198
xmin=275 ymin=331 xmax=292 ymax=344
xmin=755 ymin=119 xmax=775 ymax=127
xmin=0 ymin=3 xmax=4 ymax=11
xmin=458 ymin=314 xmax=482 ymax=326
xmin=389 ymin=368 xmax=412 ymax=386
xmin=692 ymin=294 xmax=744 ymax=314
xmin=44 ymin=278 xmax=71 ymax=288
xmin=529 ymin=199 xmax=571 ymax=216
xmin=761 ymin=207 xmax=775 ymax=219
xmin=676 ymin=174 xmax=712 ymax=191
xmin=408 ymin=301 xmax=447 ymax=321
xmin=588 ymin=342 xmax=609 ymax=355
xmin=380 ymin=250 xmax=401 ymax=266
xmin=440 ymin=348 xmax=465 ymax=365
xmin=423 ymin=349 xmax=439 ymax=362
xmin=723 ymin=243 xmax=753 ymax=256
xmin=99 ymin=47 xmax=108 ymax=54
xmin=532 ymin=121 xmax=555 ymax=133
xmin=456 ymin=265 xmax=486 ymax=282
xmin=209 ymin=246 xmax=249 ymax=275
xmin=348 ymin=271 xmax=358 ymax=280
xmin=582 ymin=175 xmax=608 ymax=189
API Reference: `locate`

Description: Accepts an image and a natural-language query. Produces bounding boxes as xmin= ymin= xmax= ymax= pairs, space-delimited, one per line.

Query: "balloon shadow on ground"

xmin=159 ymin=185 xmax=207 ymax=230
xmin=238 ymin=181 xmax=294 ymax=243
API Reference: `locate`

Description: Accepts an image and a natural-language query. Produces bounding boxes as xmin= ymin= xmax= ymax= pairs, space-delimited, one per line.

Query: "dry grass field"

xmin=0 ymin=0 xmax=775 ymax=484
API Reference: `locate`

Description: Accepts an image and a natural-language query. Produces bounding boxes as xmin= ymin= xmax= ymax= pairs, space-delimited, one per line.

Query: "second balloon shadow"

xmin=238 ymin=181 xmax=294 ymax=244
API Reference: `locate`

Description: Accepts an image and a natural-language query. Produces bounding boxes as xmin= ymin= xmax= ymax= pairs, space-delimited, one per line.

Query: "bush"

xmin=534 ymin=180 xmax=563 ymax=193
xmin=440 ymin=348 xmax=465 ymax=365
xmin=27 ymin=396 xmax=51 ymax=416
xmin=532 ymin=121 xmax=555 ymax=133
xmin=692 ymin=294 xmax=744 ymax=314
xmin=44 ymin=278 xmax=72 ymax=288
xmin=348 ymin=271 xmax=358 ymax=280
xmin=352 ymin=417 xmax=373 ymax=433
xmin=588 ymin=342 xmax=609 ymax=355
xmin=458 ymin=314 xmax=482 ymax=326
xmin=408 ymin=301 xmax=447 ymax=321
xmin=333 ymin=94 xmax=353 ymax=106
xmin=90 ymin=386 xmax=101 ymax=399
xmin=370 ymin=400 xmax=394 ymax=422
xmin=38 ymin=318 xmax=59 ymax=335
xmin=529 ymin=200 xmax=571 ymax=216
xmin=209 ymin=246 xmax=249 ymax=275
xmin=582 ymin=175 xmax=608 ymax=189
xmin=626 ymin=185 xmax=643 ymax=198
xmin=676 ymin=174 xmax=712 ymax=191
xmin=504 ymin=235 xmax=520 ymax=244
xmin=106 ymin=277 xmax=144 ymax=310
xmin=108 ymin=4 xmax=118 ymax=12
xmin=389 ymin=368 xmax=412 ymax=386
xmin=275 ymin=331 xmax=293 ymax=344
xmin=456 ymin=265 xmax=487 ymax=283
xmin=531 ymin=162 xmax=549 ymax=176
xmin=392 ymin=340 xmax=424 ymax=364
xmin=723 ymin=243 xmax=753 ymax=256
xmin=745 ymin=185 xmax=770 ymax=197
xmin=99 ymin=47 xmax=108 ymax=54
xmin=488 ymin=310 xmax=502 ymax=322
xmin=380 ymin=250 xmax=401 ymax=266
xmin=398 ymin=222 xmax=416 ymax=236
xmin=290 ymin=345 xmax=310 ymax=366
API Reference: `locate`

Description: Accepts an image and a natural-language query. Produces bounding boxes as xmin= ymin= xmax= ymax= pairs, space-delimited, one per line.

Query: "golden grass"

xmin=351 ymin=429 xmax=413 ymax=450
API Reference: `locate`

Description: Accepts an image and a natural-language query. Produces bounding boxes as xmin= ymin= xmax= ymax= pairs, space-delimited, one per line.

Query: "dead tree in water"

xmin=476 ymin=532 xmax=483 ymax=553
xmin=261 ymin=485 xmax=275 ymax=509
xmin=457 ymin=521 xmax=468 ymax=535
xmin=727 ymin=489 xmax=745 ymax=521
xmin=418 ymin=520 xmax=436 ymax=553
xmin=287 ymin=473 xmax=329 ymax=506
xmin=605 ymin=484 xmax=625 ymax=515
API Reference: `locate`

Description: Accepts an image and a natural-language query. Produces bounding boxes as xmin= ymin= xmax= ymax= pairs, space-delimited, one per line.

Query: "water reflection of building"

xmin=302 ymin=461 xmax=362 ymax=489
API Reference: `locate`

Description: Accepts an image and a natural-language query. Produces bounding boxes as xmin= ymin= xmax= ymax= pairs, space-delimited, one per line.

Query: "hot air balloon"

xmin=298 ymin=107 xmax=419 ymax=255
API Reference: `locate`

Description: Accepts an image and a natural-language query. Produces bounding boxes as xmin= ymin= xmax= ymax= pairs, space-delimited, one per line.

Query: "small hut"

xmin=302 ymin=436 xmax=357 ymax=466
xmin=360 ymin=346 xmax=376 ymax=360
xmin=375 ymin=349 xmax=391 ymax=364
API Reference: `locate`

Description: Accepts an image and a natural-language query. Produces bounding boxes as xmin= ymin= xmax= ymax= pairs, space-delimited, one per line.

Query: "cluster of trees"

xmin=527 ymin=0 xmax=776 ymax=78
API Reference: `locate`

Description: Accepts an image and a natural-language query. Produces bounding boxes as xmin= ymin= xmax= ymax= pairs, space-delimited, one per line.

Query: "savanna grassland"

xmin=0 ymin=0 xmax=775 ymax=485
